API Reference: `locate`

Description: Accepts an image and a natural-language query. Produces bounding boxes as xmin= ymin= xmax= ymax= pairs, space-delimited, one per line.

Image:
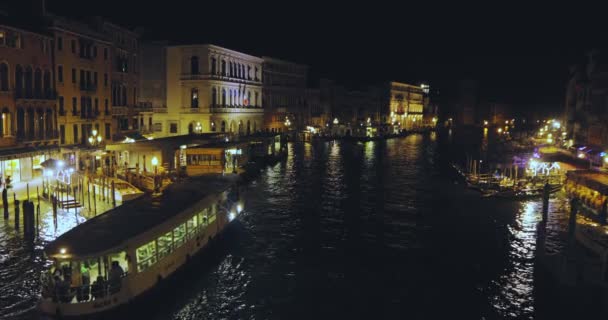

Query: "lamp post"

xmin=88 ymin=129 xmax=103 ymax=175
xmin=151 ymin=156 xmax=159 ymax=193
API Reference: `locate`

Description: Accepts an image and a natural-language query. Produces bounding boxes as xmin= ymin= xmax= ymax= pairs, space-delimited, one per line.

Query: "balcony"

xmin=14 ymin=90 xmax=57 ymax=101
xmin=79 ymin=83 xmax=97 ymax=92
xmin=112 ymin=106 xmax=128 ymax=116
xmin=16 ymin=130 xmax=59 ymax=143
xmin=209 ymin=104 xmax=264 ymax=114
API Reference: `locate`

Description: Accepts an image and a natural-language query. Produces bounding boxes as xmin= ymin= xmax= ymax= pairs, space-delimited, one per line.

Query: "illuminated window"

xmin=157 ymin=231 xmax=173 ymax=259
xmin=187 ymin=216 xmax=198 ymax=238
xmin=173 ymin=224 xmax=186 ymax=247
xmin=191 ymin=88 xmax=199 ymax=108
xmin=137 ymin=240 xmax=157 ymax=272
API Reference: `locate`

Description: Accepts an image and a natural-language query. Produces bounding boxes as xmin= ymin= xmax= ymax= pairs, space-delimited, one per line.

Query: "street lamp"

xmin=284 ymin=116 xmax=291 ymax=128
xmin=151 ymin=156 xmax=159 ymax=193
xmin=88 ymin=130 xmax=103 ymax=174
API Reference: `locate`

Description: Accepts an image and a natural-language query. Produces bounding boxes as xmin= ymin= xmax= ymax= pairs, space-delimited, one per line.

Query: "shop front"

xmin=0 ymin=146 xmax=59 ymax=184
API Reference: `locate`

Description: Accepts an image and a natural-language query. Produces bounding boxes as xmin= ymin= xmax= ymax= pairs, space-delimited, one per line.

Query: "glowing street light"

xmin=333 ymin=118 xmax=339 ymax=125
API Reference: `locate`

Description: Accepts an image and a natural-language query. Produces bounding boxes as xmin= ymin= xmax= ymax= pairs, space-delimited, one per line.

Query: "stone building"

xmin=153 ymin=44 xmax=263 ymax=137
xmin=262 ymin=57 xmax=308 ymax=132
xmin=565 ymin=50 xmax=608 ymax=147
xmin=50 ymin=15 xmax=113 ymax=146
xmin=98 ymin=20 xmax=140 ymax=139
xmin=0 ymin=16 xmax=59 ymax=183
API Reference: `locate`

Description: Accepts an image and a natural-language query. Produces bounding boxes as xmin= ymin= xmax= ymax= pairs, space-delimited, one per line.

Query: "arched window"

xmin=211 ymin=87 xmax=217 ymax=106
xmin=238 ymin=121 xmax=243 ymax=135
xmin=15 ymin=65 xmax=22 ymax=96
xmin=221 ymin=60 xmax=226 ymax=76
xmin=211 ymin=121 xmax=216 ymax=132
xmin=228 ymin=61 xmax=233 ymax=77
xmin=121 ymin=86 xmax=127 ymax=106
xmin=246 ymin=120 xmax=251 ymax=135
xmin=247 ymin=65 xmax=251 ymax=80
xmin=24 ymin=66 xmax=33 ymax=98
xmin=43 ymin=70 xmax=51 ymax=96
xmin=241 ymin=64 xmax=245 ymax=79
xmin=210 ymin=57 xmax=217 ymax=75
xmin=0 ymin=63 xmax=8 ymax=91
xmin=221 ymin=120 xmax=226 ymax=132
xmin=221 ymin=89 xmax=226 ymax=106
xmin=191 ymin=56 xmax=199 ymax=74
xmin=191 ymin=88 xmax=199 ymax=108
xmin=237 ymin=63 xmax=241 ymax=78
xmin=34 ymin=68 xmax=42 ymax=98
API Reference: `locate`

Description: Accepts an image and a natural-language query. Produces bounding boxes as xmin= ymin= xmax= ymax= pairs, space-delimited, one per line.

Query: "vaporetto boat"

xmin=38 ymin=174 xmax=243 ymax=318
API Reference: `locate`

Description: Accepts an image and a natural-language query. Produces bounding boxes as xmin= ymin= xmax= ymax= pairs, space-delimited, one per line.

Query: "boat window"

xmin=198 ymin=208 xmax=209 ymax=227
xmin=187 ymin=215 xmax=197 ymax=238
xmin=173 ymin=224 xmax=186 ymax=247
xmin=108 ymin=251 xmax=129 ymax=274
xmin=157 ymin=231 xmax=173 ymax=259
xmin=137 ymin=240 xmax=157 ymax=272
xmin=208 ymin=204 xmax=217 ymax=225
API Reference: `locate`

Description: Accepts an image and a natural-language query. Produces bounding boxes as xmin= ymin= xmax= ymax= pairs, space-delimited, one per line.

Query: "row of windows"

xmin=0 ymin=30 xmax=23 ymax=49
xmin=0 ymin=63 xmax=53 ymax=97
xmin=58 ymin=122 xmax=111 ymax=145
xmin=56 ymin=36 xmax=109 ymax=61
xmin=136 ymin=204 xmax=218 ymax=272
xmin=208 ymin=87 xmax=260 ymax=107
xmin=56 ymin=66 xmax=109 ymax=88
xmin=205 ymin=57 xmax=260 ymax=81
xmin=57 ymin=96 xmax=109 ymax=115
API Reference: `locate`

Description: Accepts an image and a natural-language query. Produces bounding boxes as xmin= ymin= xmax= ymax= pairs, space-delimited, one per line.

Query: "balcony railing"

xmin=79 ymin=83 xmax=97 ymax=92
xmin=16 ymin=130 xmax=59 ymax=142
xmin=14 ymin=90 xmax=57 ymax=100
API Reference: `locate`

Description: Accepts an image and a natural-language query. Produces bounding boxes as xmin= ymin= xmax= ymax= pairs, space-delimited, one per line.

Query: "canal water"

xmin=0 ymin=130 xmax=599 ymax=319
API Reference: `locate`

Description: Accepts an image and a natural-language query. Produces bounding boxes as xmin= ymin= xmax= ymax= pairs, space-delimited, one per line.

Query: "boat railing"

xmin=41 ymin=273 xmax=129 ymax=304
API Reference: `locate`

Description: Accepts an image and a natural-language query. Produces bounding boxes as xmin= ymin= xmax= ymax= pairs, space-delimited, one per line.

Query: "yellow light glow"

xmin=497 ymin=128 xmax=503 ymax=133
xmin=59 ymin=248 xmax=67 ymax=254
xmin=151 ymin=156 xmax=158 ymax=166
xmin=505 ymin=120 xmax=508 ymax=124
xmin=333 ymin=118 xmax=339 ymax=125
xmin=483 ymin=120 xmax=488 ymax=126
xmin=578 ymin=153 xmax=586 ymax=159
xmin=96 ymin=136 xmax=102 ymax=143
xmin=92 ymin=129 xmax=98 ymax=136
xmin=604 ymin=157 xmax=608 ymax=163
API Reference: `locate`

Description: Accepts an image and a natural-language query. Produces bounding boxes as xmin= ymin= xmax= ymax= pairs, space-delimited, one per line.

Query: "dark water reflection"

xmin=0 ymin=131 xmax=587 ymax=319
xmin=131 ymin=132 xmax=571 ymax=320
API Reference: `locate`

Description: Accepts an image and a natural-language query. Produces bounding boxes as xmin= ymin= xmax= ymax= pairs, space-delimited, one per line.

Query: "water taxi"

xmin=38 ymin=174 xmax=243 ymax=318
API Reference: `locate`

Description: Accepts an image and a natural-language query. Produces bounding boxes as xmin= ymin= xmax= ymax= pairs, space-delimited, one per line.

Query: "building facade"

xmin=565 ymin=51 xmax=608 ymax=147
xmin=99 ymin=20 xmax=140 ymax=139
xmin=153 ymin=44 xmax=263 ymax=137
xmin=262 ymin=57 xmax=308 ymax=132
xmin=50 ymin=16 xmax=113 ymax=147
xmin=0 ymin=20 xmax=59 ymax=183
xmin=386 ymin=81 xmax=426 ymax=131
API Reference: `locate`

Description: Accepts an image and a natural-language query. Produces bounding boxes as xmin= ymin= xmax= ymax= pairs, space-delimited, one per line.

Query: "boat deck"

xmin=45 ymin=174 xmax=238 ymax=257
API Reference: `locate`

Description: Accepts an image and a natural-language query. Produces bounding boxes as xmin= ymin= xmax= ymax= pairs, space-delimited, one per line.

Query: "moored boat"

xmin=38 ymin=174 xmax=243 ymax=318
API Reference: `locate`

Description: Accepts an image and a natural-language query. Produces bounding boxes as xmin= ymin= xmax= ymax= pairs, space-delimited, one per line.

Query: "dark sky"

xmin=38 ymin=1 xmax=606 ymax=107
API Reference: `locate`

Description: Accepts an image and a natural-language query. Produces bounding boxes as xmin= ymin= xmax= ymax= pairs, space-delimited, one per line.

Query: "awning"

xmin=0 ymin=145 xmax=60 ymax=161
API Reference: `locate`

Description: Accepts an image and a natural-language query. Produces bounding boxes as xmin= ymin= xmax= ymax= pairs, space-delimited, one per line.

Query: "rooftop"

xmin=45 ymin=174 xmax=237 ymax=258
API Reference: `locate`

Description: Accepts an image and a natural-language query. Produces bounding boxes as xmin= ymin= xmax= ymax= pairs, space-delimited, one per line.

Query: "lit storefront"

xmin=0 ymin=146 xmax=58 ymax=183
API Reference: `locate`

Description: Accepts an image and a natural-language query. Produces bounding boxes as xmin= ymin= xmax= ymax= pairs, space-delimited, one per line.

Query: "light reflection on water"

xmin=0 ymin=133 xmax=577 ymax=319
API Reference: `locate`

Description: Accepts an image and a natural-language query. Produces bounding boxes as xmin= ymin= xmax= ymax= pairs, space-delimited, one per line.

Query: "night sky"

xmin=15 ymin=1 xmax=608 ymax=109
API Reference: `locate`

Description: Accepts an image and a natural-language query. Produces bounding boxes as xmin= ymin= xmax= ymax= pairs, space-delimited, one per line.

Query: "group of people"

xmin=42 ymin=260 xmax=125 ymax=303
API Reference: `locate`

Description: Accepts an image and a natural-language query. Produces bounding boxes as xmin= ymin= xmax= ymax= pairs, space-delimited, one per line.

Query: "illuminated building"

xmin=49 ymin=14 xmax=115 ymax=160
xmin=0 ymin=19 xmax=59 ymax=182
xmin=99 ymin=20 xmax=140 ymax=140
xmin=262 ymin=57 xmax=308 ymax=132
xmin=386 ymin=81 xmax=426 ymax=131
xmin=154 ymin=44 xmax=263 ymax=137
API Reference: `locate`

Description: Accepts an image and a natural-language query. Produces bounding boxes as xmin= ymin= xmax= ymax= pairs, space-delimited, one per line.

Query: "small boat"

xmin=483 ymin=185 xmax=561 ymax=199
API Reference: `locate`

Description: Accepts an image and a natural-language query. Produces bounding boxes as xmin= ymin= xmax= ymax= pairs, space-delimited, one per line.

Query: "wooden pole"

xmin=93 ymin=185 xmax=97 ymax=216
xmin=87 ymin=179 xmax=91 ymax=213
xmin=111 ymin=180 xmax=116 ymax=208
